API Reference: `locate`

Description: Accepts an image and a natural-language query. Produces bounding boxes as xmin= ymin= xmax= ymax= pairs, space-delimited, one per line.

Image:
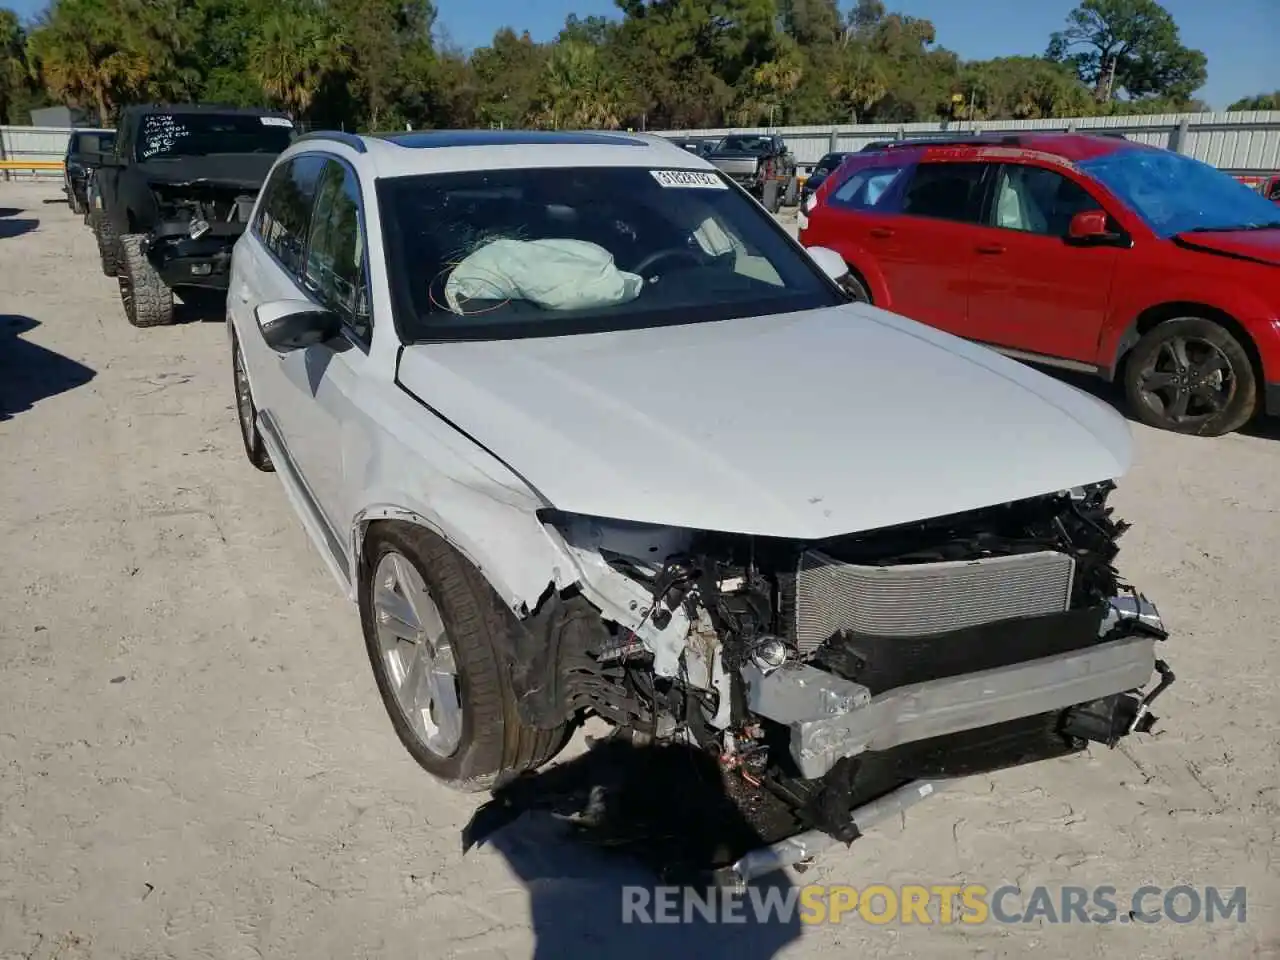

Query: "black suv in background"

xmin=63 ymin=128 xmax=115 ymax=218
xmin=94 ymin=104 xmax=295 ymax=327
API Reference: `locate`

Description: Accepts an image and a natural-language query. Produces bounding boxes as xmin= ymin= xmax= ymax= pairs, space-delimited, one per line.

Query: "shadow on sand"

xmin=0 ymin=315 xmax=96 ymax=422
xmin=462 ymin=738 xmax=804 ymax=960
xmin=0 ymin=203 xmax=38 ymax=239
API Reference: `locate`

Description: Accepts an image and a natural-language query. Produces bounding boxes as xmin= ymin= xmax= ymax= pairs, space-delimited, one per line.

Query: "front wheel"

xmin=232 ymin=335 xmax=273 ymax=472
xmin=1123 ymin=317 xmax=1256 ymax=437
xmin=118 ymin=234 xmax=175 ymax=327
xmin=359 ymin=523 xmax=566 ymax=790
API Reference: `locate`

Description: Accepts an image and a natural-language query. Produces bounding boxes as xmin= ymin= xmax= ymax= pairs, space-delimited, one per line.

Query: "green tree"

xmin=959 ymin=57 xmax=1095 ymax=120
xmin=1046 ymin=0 xmax=1207 ymax=103
xmin=469 ymin=28 xmax=548 ymax=129
xmin=249 ymin=1 xmax=348 ymax=117
xmin=1227 ymin=91 xmax=1279 ymax=111
xmin=26 ymin=0 xmax=153 ymax=122
xmin=534 ymin=40 xmax=625 ymax=129
xmin=0 ymin=8 xmax=37 ymax=123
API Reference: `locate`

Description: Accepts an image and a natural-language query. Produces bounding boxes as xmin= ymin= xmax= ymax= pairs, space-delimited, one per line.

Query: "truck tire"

xmin=763 ymin=179 xmax=781 ymax=214
xmin=97 ymin=216 xmax=121 ymax=277
xmin=783 ymin=177 xmax=798 ymax=207
xmin=360 ymin=522 xmax=567 ymax=791
xmin=118 ymin=235 xmax=175 ymax=327
xmin=69 ymin=192 xmax=85 ymax=217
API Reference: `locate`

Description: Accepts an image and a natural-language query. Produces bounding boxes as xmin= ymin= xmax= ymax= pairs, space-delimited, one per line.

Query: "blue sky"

xmin=6 ymin=0 xmax=1276 ymax=108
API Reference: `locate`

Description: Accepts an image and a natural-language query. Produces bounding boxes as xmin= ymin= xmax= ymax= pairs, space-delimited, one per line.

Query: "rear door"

xmin=964 ymin=160 xmax=1120 ymax=364
xmin=858 ymin=159 xmax=990 ymax=335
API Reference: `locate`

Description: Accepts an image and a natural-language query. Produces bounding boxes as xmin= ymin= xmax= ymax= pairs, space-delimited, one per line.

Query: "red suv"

xmin=798 ymin=134 xmax=1280 ymax=437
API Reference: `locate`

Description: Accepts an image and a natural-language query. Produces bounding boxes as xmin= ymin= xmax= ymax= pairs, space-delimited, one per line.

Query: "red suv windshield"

xmin=1079 ymin=149 xmax=1280 ymax=236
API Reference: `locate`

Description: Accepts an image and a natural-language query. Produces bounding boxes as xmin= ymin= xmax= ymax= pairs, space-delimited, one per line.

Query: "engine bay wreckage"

xmin=461 ymin=481 xmax=1175 ymax=886
xmin=140 ymin=169 xmax=264 ymax=290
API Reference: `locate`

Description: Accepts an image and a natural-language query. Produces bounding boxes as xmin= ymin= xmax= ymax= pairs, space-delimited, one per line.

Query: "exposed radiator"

xmin=790 ymin=549 xmax=1076 ymax=654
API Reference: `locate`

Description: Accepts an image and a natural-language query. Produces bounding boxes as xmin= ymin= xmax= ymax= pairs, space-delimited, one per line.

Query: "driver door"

xmin=271 ymin=158 xmax=374 ymax=533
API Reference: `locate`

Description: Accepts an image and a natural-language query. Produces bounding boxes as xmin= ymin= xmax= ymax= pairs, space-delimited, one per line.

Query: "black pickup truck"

xmin=94 ymin=104 xmax=295 ymax=327
xmin=63 ymin=128 xmax=115 ymax=219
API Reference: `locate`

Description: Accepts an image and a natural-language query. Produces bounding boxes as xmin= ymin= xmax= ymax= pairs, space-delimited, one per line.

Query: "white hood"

xmin=397 ymin=304 xmax=1132 ymax=540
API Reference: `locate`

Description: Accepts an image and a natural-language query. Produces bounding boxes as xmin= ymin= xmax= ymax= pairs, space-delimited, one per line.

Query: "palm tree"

xmin=536 ymin=41 xmax=623 ymax=129
xmin=250 ymin=6 xmax=347 ymax=117
xmin=26 ymin=0 xmax=152 ymax=122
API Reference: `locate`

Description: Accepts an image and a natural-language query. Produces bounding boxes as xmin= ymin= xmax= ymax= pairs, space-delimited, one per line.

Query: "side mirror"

xmin=1067 ymin=210 xmax=1111 ymax=241
xmin=255 ymin=299 xmax=342 ymax=352
xmin=806 ymin=245 xmax=849 ymax=283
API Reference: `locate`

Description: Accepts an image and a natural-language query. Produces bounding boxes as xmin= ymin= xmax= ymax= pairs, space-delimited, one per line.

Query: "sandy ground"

xmin=0 ymin=180 xmax=1277 ymax=959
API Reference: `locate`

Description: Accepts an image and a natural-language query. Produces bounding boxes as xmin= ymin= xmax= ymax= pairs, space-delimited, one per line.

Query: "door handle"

xmin=975 ymin=243 xmax=1006 ymax=255
xmin=869 ymin=227 xmax=894 ymax=239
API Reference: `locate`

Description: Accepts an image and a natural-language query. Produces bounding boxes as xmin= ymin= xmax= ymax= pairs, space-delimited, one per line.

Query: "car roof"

xmin=120 ymin=103 xmax=292 ymax=119
xmin=290 ymin=128 xmax=717 ymax=178
xmin=877 ymin=132 xmax=1137 ymax=166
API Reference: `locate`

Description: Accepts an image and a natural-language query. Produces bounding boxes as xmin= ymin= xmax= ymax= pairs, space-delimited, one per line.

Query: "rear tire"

xmin=762 ymin=179 xmax=781 ymax=214
xmin=69 ymin=192 xmax=84 ymax=216
xmin=118 ymin=234 xmax=175 ymax=327
xmin=783 ymin=177 xmax=798 ymax=207
xmin=360 ymin=523 xmax=566 ymax=791
xmin=97 ymin=215 xmax=121 ymax=277
xmin=1123 ymin=317 xmax=1256 ymax=437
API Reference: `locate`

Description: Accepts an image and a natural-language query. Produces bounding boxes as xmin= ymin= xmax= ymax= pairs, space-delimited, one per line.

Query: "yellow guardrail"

xmin=0 ymin=159 xmax=64 ymax=170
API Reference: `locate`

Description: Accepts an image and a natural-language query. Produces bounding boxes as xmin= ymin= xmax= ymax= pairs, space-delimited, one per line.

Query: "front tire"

xmin=1123 ymin=317 xmax=1256 ymax=437
xmin=360 ymin=523 xmax=566 ymax=790
xmin=232 ymin=335 xmax=273 ymax=472
xmin=118 ymin=234 xmax=175 ymax=327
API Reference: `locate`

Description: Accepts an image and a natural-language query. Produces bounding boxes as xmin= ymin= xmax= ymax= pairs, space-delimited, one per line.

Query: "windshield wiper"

xmin=1183 ymin=222 xmax=1280 ymax=233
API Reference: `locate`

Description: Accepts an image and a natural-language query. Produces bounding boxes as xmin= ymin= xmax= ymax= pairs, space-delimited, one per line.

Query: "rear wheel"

xmin=762 ymin=179 xmax=781 ymax=214
xmin=118 ymin=234 xmax=175 ymax=327
xmin=1123 ymin=317 xmax=1256 ymax=437
xmin=97 ymin=215 xmax=121 ymax=277
xmin=360 ymin=523 xmax=566 ymax=790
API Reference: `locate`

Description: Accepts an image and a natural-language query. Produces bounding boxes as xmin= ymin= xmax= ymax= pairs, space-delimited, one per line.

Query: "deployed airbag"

xmin=444 ymin=238 xmax=644 ymax=313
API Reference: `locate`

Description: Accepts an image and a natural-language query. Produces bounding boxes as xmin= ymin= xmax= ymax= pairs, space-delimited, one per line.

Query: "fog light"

xmin=191 ymin=263 xmax=212 ymax=276
xmin=188 ymin=219 xmax=210 ymax=240
xmin=751 ymin=636 xmax=789 ymax=673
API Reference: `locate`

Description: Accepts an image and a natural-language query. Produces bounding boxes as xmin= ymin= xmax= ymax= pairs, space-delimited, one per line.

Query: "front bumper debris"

xmin=144 ymin=221 xmax=245 ymax=290
xmin=713 ymin=779 xmax=944 ymax=889
xmin=744 ymin=594 xmax=1171 ymax=779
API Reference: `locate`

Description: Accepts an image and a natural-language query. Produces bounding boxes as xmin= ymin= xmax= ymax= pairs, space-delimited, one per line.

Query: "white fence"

xmin=655 ymin=111 xmax=1280 ymax=178
xmin=0 ymin=126 xmax=108 ymax=180
xmin=5 ymin=111 xmax=1280 ymax=181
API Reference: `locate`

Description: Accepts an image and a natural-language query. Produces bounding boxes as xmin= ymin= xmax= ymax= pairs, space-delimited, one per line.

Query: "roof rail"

xmin=293 ymin=130 xmax=368 ymax=154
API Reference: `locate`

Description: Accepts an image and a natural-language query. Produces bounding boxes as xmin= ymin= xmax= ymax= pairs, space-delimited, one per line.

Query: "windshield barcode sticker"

xmin=260 ymin=116 xmax=293 ymax=127
xmin=650 ymin=170 xmax=727 ymax=189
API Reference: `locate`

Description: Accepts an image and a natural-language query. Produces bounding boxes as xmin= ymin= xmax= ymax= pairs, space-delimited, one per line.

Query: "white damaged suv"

xmin=227 ymin=129 xmax=1174 ymax=882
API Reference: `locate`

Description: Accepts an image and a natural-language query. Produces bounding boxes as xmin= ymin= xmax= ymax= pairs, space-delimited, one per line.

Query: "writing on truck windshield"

xmin=137 ymin=113 xmax=294 ymax=161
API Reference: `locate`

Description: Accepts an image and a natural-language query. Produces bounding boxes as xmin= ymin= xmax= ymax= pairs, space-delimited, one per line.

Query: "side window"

xmin=900 ymin=162 xmax=987 ymax=224
xmin=254 ymin=155 xmax=325 ymax=277
xmin=305 ymin=160 xmax=371 ymax=342
xmin=1269 ymin=180 xmax=1280 ymax=202
xmin=829 ymin=164 xmax=907 ymax=210
xmin=990 ymin=163 xmax=1101 ymax=237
